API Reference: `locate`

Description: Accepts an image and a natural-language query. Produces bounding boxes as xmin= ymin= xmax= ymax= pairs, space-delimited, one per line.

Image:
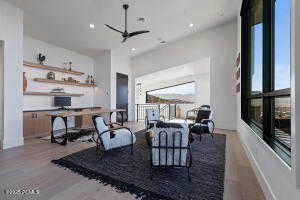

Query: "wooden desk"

xmin=47 ymin=109 xmax=126 ymax=145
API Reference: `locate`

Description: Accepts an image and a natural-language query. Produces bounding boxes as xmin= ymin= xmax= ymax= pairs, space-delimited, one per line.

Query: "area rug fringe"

xmin=51 ymin=159 xmax=174 ymax=200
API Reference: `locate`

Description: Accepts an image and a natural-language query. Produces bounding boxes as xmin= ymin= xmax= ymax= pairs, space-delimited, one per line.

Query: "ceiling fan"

xmin=105 ymin=4 xmax=150 ymax=43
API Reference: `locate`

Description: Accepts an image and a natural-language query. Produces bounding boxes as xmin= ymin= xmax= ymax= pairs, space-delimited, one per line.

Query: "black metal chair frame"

xmin=190 ymin=119 xmax=215 ymax=141
xmin=150 ymin=130 xmax=193 ymax=181
xmin=92 ymin=115 xmax=135 ymax=157
xmin=185 ymin=105 xmax=211 ymax=123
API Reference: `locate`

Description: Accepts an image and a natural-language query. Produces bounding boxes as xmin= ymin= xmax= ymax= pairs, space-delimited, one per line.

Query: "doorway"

xmin=116 ymin=73 xmax=128 ymax=122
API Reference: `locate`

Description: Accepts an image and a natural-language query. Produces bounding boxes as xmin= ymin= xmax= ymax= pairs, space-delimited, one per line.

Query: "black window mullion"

xmin=241 ymin=10 xmax=250 ymax=121
xmin=262 ymin=0 xmax=274 ymax=143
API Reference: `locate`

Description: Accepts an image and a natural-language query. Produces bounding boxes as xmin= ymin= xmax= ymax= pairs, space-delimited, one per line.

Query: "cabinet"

xmin=23 ymin=112 xmax=51 ymax=138
xmin=23 ymin=107 xmax=101 ymax=138
xmin=23 ymin=112 xmax=36 ymax=138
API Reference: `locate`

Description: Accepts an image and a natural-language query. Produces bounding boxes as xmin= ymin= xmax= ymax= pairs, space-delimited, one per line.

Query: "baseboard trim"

xmin=238 ymin=130 xmax=277 ymax=200
xmin=2 ymin=137 xmax=24 ymax=149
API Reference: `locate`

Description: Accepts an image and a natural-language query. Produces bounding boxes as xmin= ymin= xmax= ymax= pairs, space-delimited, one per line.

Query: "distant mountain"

xmin=147 ymin=93 xmax=195 ymax=104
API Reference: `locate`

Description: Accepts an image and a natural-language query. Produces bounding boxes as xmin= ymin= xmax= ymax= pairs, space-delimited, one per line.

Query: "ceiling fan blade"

xmin=128 ymin=30 xmax=150 ymax=37
xmin=105 ymin=24 xmax=123 ymax=34
xmin=122 ymin=37 xmax=127 ymax=43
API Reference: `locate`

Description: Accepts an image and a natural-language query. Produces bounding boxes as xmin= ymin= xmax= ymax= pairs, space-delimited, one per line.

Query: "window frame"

xmin=241 ymin=0 xmax=291 ymax=165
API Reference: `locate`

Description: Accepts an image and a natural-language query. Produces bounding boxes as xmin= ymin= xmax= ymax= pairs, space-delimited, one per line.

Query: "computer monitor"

xmin=54 ymin=97 xmax=71 ymax=108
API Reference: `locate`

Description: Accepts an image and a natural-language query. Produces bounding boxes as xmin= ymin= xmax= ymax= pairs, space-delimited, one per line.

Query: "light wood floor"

xmin=0 ymin=122 xmax=265 ymax=200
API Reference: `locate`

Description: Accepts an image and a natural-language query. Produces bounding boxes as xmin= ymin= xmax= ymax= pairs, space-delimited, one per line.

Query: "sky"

xmin=251 ymin=0 xmax=291 ymax=92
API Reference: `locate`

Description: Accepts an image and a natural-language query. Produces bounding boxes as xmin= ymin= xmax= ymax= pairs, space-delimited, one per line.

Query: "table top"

xmin=47 ymin=109 xmax=126 ymax=117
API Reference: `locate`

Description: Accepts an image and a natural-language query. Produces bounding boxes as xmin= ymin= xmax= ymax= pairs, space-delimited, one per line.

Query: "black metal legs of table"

xmin=121 ymin=111 xmax=124 ymax=126
xmin=50 ymin=116 xmax=68 ymax=145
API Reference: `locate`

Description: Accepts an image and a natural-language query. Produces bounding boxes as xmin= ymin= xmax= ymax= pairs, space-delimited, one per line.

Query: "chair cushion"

xmin=95 ymin=117 xmax=110 ymax=149
xmin=190 ymin=123 xmax=211 ymax=134
xmin=109 ymin=128 xmax=136 ymax=150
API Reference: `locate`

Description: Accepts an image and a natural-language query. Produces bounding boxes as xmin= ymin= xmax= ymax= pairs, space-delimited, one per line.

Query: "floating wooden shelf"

xmin=23 ymin=61 xmax=85 ymax=76
xmin=24 ymin=91 xmax=84 ymax=97
xmin=33 ymin=78 xmax=97 ymax=87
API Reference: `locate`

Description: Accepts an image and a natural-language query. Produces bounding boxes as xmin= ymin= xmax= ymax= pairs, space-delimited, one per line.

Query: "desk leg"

xmin=109 ymin=112 xmax=113 ymax=124
xmin=62 ymin=117 xmax=68 ymax=145
xmin=50 ymin=116 xmax=68 ymax=145
xmin=51 ymin=116 xmax=56 ymax=143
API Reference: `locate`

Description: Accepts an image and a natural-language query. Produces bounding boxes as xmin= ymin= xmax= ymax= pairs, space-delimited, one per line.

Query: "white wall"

xmin=0 ymin=0 xmax=23 ymax=149
xmin=111 ymin=50 xmax=132 ymax=121
xmin=23 ymin=36 xmax=95 ymax=111
xmin=137 ymin=74 xmax=210 ymax=105
xmin=135 ymin=58 xmax=210 ymax=105
xmin=94 ymin=50 xmax=111 ymax=109
xmin=292 ymin=0 xmax=300 ymax=189
xmin=131 ymin=21 xmax=237 ymax=130
xmin=236 ymin=1 xmax=300 ymax=199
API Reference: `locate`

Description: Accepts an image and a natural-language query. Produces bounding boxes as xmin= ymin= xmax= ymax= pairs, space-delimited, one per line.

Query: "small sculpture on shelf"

xmin=68 ymin=61 xmax=72 ymax=71
xmin=47 ymin=71 xmax=55 ymax=80
xmin=23 ymin=72 xmax=27 ymax=92
xmin=62 ymin=61 xmax=73 ymax=71
xmin=38 ymin=53 xmax=46 ymax=65
xmin=86 ymin=75 xmax=96 ymax=85
xmin=67 ymin=77 xmax=78 ymax=83
xmin=91 ymin=76 xmax=96 ymax=85
xmin=63 ymin=61 xmax=68 ymax=70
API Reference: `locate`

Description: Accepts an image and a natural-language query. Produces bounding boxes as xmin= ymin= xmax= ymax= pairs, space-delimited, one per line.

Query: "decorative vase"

xmin=23 ymin=72 xmax=27 ymax=92
xmin=47 ymin=71 xmax=55 ymax=80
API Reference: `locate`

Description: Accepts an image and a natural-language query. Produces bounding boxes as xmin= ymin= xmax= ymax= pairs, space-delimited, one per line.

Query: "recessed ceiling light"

xmin=89 ymin=24 xmax=95 ymax=29
xmin=131 ymin=48 xmax=136 ymax=51
xmin=189 ymin=23 xmax=194 ymax=27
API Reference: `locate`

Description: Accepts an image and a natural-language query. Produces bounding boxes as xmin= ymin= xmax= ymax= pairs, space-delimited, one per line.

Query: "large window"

xmin=146 ymin=82 xmax=195 ymax=104
xmin=241 ymin=0 xmax=291 ymax=165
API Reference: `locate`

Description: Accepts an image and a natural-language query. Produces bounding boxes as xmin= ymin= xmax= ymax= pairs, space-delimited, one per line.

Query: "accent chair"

xmin=149 ymin=121 xmax=192 ymax=181
xmin=92 ymin=116 xmax=136 ymax=156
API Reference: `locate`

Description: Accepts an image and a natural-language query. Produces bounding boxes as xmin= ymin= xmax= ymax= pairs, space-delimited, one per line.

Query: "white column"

xmin=0 ymin=1 xmax=24 ymax=149
xmin=291 ymin=0 xmax=300 ymax=188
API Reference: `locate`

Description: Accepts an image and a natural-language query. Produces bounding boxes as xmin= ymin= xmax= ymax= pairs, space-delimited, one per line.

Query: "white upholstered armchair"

xmin=149 ymin=122 xmax=192 ymax=181
xmin=92 ymin=116 xmax=136 ymax=155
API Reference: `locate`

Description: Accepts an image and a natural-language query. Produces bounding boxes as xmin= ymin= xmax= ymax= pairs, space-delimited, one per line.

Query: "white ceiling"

xmin=7 ymin=0 xmax=241 ymax=58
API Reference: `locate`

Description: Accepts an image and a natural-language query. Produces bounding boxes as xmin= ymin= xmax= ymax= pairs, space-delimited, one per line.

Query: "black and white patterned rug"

xmin=52 ymin=131 xmax=226 ymax=200
xmin=40 ymin=128 xmax=95 ymax=143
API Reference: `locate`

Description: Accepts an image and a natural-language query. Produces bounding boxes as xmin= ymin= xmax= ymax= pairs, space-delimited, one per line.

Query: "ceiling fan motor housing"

xmin=123 ymin=4 xmax=129 ymax=10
